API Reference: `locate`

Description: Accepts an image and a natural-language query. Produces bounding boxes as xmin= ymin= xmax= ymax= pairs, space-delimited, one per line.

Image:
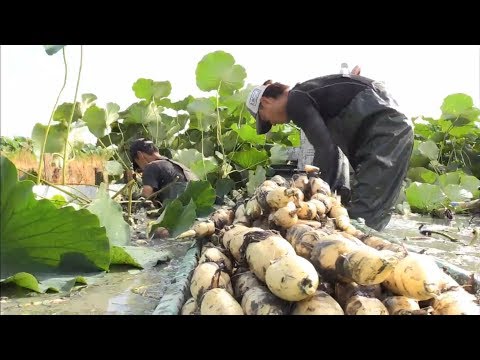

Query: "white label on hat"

xmin=249 ymin=88 xmax=263 ymax=108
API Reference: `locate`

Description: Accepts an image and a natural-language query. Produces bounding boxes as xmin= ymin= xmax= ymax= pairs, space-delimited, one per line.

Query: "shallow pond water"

xmin=383 ymin=213 xmax=479 ymax=273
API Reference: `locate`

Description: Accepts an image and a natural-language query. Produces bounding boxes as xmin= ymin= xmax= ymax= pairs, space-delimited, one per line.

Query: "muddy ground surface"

xmin=1 ymin=211 xmax=478 ymax=315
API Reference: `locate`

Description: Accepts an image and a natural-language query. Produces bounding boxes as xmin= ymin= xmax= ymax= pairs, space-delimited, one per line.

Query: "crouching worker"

xmin=129 ymin=138 xmax=198 ymax=204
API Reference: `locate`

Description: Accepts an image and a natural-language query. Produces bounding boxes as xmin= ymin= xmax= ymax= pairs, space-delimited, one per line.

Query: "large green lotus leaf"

xmin=190 ymin=159 xmax=218 ymax=180
xmin=449 ymin=124 xmax=479 ymax=138
xmin=195 ymin=51 xmax=246 ymax=96
xmin=177 ymin=180 xmax=216 ymax=217
xmin=229 ymin=147 xmax=268 ymax=170
xmin=0 ymin=156 xmax=111 ymax=280
xmin=405 ymin=182 xmax=447 ymax=213
xmin=172 ymin=148 xmax=218 ymax=178
xmin=413 ymin=122 xmax=434 ymax=140
xmin=83 ymin=103 xmax=120 ymax=139
xmin=31 ymin=123 xmax=68 ymax=156
xmin=287 ymin=131 xmax=301 ymax=147
xmin=417 ymin=140 xmax=439 ymax=160
xmin=157 ymin=95 xmax=195 ymax=111
xmin=187 ymin=98 xmax=217 ymax=132
xmin=441 ymin=93 xmax=473 ymax=118
xmin=122 ymin=101 xmax=161 ymax=125
xmin=148 ymin=113 xmax=189 ymax=146
xmin=407 ymin=167 xmax=438 ymax=184
xmin=86 ymin=184 xmax=130 ymax=246
xmin=231 ymin=123 xmax=265 ymax=145
xmin=53 ymin=102 xmax=82 ymax=124
xmin=80 ymin=93 xmax=98 ymax=114
xmin=268 ymin=124 xmax=301 ymax=147
xmin=132 ymin=78 xmax=172 ymax=101
xmin=438 ymin=172 xmax=463 ymax=188
xmin=220 ymin=86 xmax=253 ymax=116
xmin=443 ymin=184 xmax=473 ymax=202
xmin=409 ymin=140 xmax=430 ymax=168
xmin=459 ymin=174 xmax=480 ymax=198
xmin=0 ymin=272 xmax=96 ymax=293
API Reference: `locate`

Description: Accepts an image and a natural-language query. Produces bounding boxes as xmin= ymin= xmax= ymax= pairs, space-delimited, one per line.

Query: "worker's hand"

xmin=351 ymin=65 xmax=361 ymax=76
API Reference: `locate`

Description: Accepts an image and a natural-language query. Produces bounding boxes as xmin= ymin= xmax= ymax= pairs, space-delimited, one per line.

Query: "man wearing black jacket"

xmin=129 ymin=138 xmax=198 ymax=202
xmin=246 ymin=72 xmax=413 ymax=231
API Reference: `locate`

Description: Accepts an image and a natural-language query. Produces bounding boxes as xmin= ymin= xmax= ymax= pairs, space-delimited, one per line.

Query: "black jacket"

xmin=286 ymin=74 xmax=403 ymax=162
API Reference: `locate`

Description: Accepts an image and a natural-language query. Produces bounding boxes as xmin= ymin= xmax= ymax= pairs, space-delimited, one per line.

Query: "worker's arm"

xmin=140 ymin=163 xmax=163 ymax=198
xmin=286 ymin=90 xmax=341 ymax=186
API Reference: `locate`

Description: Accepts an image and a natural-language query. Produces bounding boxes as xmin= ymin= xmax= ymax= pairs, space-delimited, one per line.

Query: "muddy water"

xmin=383 ymin=214 xmax=480 ymax=273
xmin=0 ymin=257 xmax=188 ymax=315
xmin=1 ymin=211 xmax=478 ymax=315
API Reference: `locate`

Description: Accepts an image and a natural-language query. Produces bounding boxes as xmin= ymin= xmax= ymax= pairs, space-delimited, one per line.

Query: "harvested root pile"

xmin=179 ymin=167 xmax=480 ymax=315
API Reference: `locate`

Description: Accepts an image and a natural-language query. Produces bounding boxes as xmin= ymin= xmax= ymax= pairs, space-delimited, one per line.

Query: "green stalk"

xmin=215 ymin=83 xmax=226 ymax=177
xmin=127 ymin=181 xmax=133 ymax=218
xmin=62 ymin=46 xmax=84 ymax=184
xmin=36 ymin=48 xmax=68 ymax=184
xmin=438 ymin=116 xmax=460 ymax=163
xmin=111 ymin=179 xmax=136 ymax=200
xmin=200 ymin=119 xmax=206 ymax=180
xmin=153 ymin=101 xmax=160 ymax=145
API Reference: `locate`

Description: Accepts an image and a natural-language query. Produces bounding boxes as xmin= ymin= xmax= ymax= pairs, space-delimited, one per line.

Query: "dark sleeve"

xmin=286 ymin=90 xmax=341 ymax=186
xmin=142 ymin=163 xmax=163 ymax=191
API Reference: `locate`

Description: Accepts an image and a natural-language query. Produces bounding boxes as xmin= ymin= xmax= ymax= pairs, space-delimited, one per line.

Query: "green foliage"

xmin=83 ymin=103 xmax=120 ymax=138
xmin=177 ymin=180 xmax=216 ymax=217
xmin=86 ymin=184 xmax=131 ymax=246
xmin=31 ymin=50 xmax=300 ymax=193
xmin=53 ymin=102 xmax=82 ymax=124
xmin=149 ymin=199 xmax=197 ymax=238
xmin=31 ymin=123 xmax=68 ymax=156
xmin=0 ymin=136 xmax=34 ymax=153
xmin=405 ymin=93 xmax=480 ymax=214
xmin=229 ymin=147 xmax=268 ymax=170
xmin=405 ymin=182 xmax=448 ymax=213
xmin=35 ymin=49 xmax=480 ymax=219
xmin=172 ymin=148 xmax=218 ymax=180
xmin=132 ymin=79 xmax=171 ymax=101
xmin=215 ymin=178 xmax=235 ymax=202
xmin=246 ymin=166 xmax=266 ymax=196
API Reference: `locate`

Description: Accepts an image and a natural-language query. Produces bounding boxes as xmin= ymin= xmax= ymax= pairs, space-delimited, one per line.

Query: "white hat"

xmin=245 ymin=85 xmax=272 ymax=135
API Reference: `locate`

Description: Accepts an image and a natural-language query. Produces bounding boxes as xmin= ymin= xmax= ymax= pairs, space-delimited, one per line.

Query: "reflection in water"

xmin=1 ymin=248 xmax=188 ymax=315
xmin=384 ymin=214 xmax=480 ymax=272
